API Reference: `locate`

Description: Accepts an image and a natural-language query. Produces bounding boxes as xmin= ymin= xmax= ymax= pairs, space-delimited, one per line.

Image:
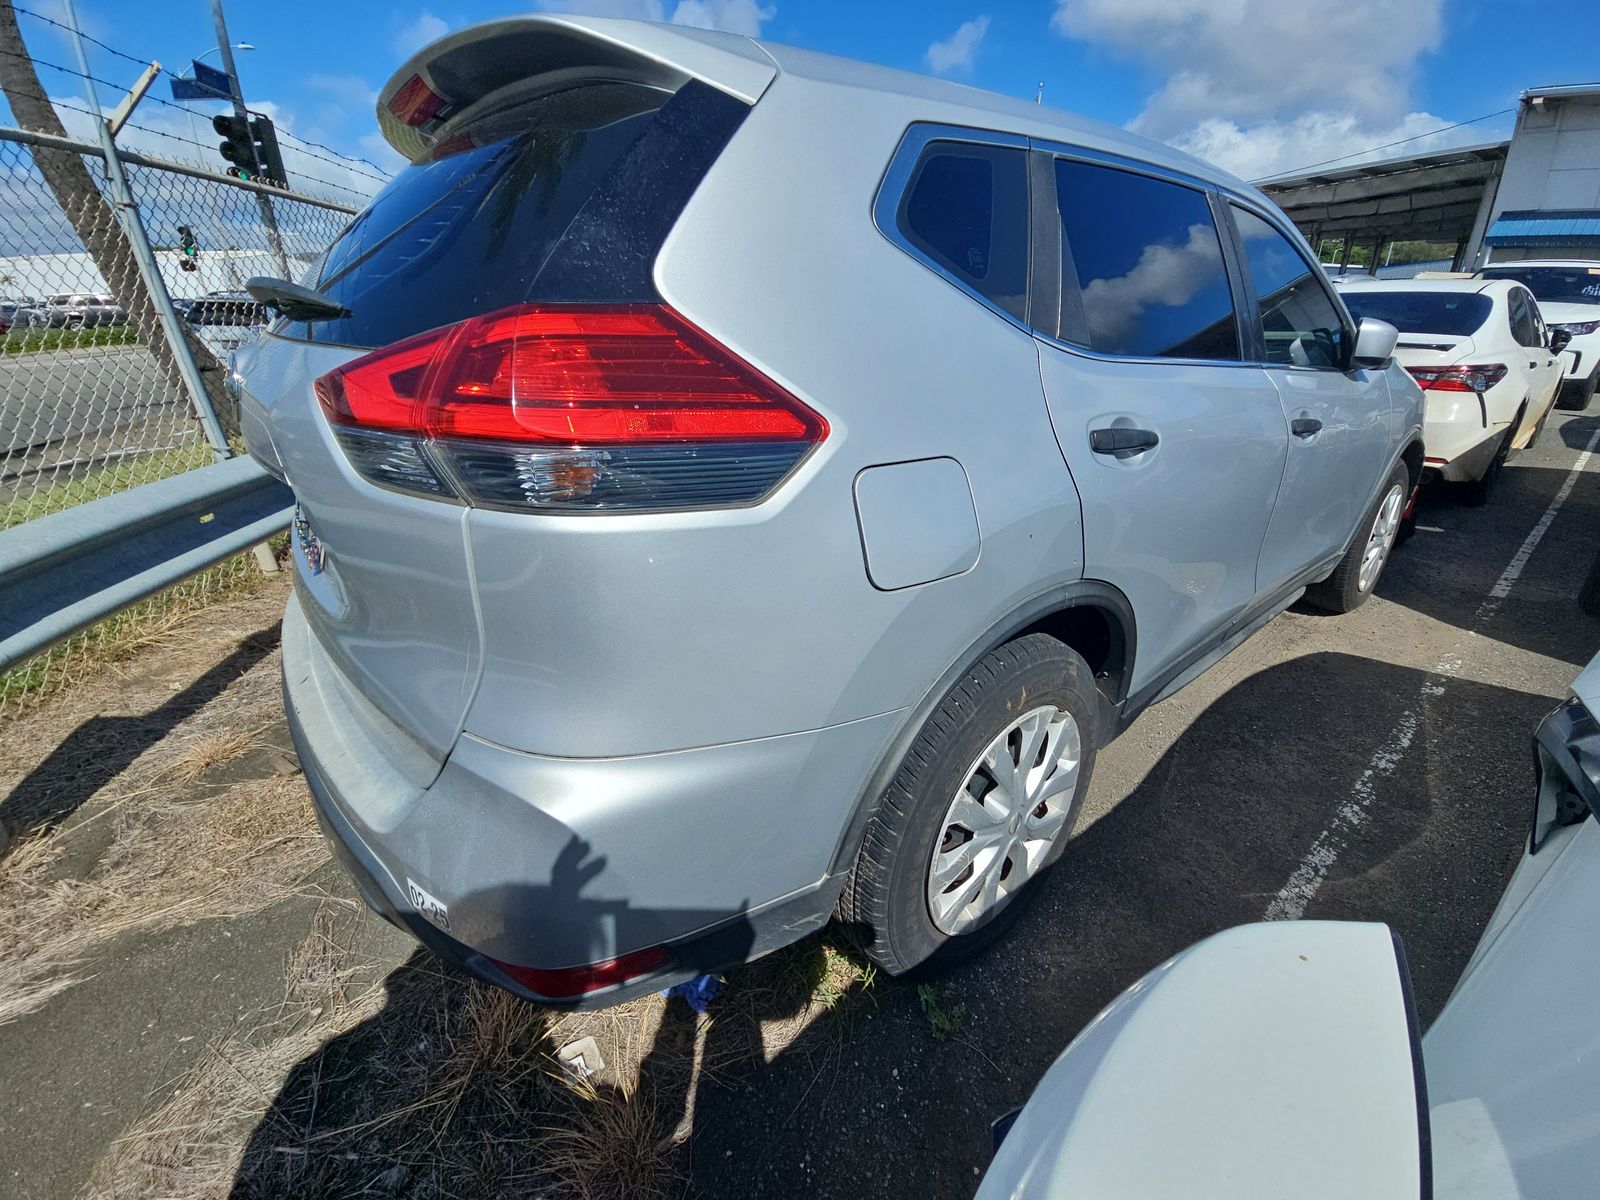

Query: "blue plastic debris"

xmin=661 ymin=973 xmax=722 ymax=1013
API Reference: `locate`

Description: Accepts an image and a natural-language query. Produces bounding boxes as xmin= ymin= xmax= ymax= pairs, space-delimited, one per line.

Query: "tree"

xmin=0 ymin=0 xmax=234 ymax=433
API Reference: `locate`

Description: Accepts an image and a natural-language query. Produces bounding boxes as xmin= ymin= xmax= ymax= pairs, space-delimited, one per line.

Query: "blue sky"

xmin=9 ymin=0 xmax=1599 ymax=195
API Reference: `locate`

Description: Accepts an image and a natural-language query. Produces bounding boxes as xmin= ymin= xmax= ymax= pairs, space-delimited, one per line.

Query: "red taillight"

xmin=490 ymin=944 xmax=671 ymax=1000
xmin=1405 ymin=364 xmax=1509 ymax=393
xmin=315 ymin=304 xmax=827 ymax=510
xmin=387 ymin=73 xmax=447 ymax=127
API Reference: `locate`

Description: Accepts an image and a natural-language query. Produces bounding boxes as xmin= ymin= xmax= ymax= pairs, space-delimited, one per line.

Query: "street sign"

xmin=169 ymin=59 xmax=232 ymax=102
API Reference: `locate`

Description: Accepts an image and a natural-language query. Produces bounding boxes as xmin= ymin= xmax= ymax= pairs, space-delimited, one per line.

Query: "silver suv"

xmin=236 ymin=15 xmax=1422 ymax=1005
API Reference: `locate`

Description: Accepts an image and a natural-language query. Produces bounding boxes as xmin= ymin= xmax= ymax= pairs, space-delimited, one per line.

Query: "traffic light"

xmin=177 ymin=224 xmax=199 ymax=272
xmin=212 ymin=112 xmax=287 ymax=187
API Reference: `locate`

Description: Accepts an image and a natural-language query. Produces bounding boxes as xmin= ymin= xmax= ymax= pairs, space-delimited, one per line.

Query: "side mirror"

xmin=977 ymin=922 xmax=1428 ymax=1200
xmin=1351 ymin=317 xmax=1400 ymax=370
xmin=1549 ymin=327 xmax=1573 ymax=353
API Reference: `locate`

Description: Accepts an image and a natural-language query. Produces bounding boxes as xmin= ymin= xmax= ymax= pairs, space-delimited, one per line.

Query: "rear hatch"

xmin=240 ymin=19 xmax=776 ymax=771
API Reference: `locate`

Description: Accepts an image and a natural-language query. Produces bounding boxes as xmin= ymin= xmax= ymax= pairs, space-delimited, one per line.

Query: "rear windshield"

xmin=1340 ymin=290 xmax=1491 ymax=337
xmin=1479 ymin=265 xmax=1600 ymax=305
xmin=281 ymin=82 xmax=671 ymax=348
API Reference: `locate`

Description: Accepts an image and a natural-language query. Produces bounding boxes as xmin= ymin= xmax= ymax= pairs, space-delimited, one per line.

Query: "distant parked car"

xmin=235 ymin=13 xmax=1421 ymax=1007
xmin=180 ymin=290 xmax=267 ymax=327
xmin=20 ymin=292 xmax=128 ymax=329
xmin=1338 ymin=278 xmax=1565 ymax=504
xmin=1476 ymin=260 xmax=1600 ymax=409
xmin=979 ymin=652 xmax=1600 ymax=1199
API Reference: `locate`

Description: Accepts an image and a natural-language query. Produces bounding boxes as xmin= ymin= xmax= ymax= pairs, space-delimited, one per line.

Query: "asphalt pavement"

xmin=687 ymin=404 xmax=1600 ymax=1197
xmin=0 ymin=345 xmax=182 ymax=460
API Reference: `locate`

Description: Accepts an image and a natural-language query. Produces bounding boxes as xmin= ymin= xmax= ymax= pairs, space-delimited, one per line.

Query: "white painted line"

xmin=1265 ymin=424 xmax=1600 ymax=922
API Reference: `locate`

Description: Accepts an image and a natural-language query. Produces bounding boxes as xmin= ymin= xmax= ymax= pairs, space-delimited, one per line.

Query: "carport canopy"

xmin=1256 ymin=140 xmax=1509 ymax=247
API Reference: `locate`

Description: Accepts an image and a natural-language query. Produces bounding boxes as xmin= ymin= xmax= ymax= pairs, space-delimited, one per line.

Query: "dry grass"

xmin=0 ymin=775 xmax=326 ymax=1026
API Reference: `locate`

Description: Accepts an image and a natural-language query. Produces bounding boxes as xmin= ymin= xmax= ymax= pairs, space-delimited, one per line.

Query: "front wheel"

xmin=841 ymin=634 xmax=1098 ymax=976
xmin=1304 ymin=462 xmax=1409 ymax=613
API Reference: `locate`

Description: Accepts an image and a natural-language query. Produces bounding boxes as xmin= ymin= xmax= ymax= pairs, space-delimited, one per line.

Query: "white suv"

xmin=1476 ymin=260 xmax=1600 ymax=408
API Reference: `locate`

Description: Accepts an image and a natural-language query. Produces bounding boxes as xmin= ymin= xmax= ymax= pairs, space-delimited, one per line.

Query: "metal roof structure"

xmin=1256 ymin=140 xmax=1509 ymax=245
xmin=1484 ymin=208 xmax=1600 ymax=246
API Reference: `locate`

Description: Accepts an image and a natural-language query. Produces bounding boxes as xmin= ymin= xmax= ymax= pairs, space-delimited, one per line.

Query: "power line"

xmin=8 ymin=5 xmax=392 ymax=182
xmin=1257 ymin=108 xmax=1516 ymax=181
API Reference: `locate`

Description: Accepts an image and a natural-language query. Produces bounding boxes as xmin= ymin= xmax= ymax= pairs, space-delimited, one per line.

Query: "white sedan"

xmin=1338 ymin=278 xmax=1566 ymax=504
xmin=1476 ymin=260 xmax=1600 ymax=409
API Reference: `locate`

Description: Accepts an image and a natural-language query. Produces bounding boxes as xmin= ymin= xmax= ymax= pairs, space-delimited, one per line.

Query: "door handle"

xmin=1089 ymin=427 xmax=1159 ymax=455
xmin=1291 ymin=417 xmax=1322 ymax=438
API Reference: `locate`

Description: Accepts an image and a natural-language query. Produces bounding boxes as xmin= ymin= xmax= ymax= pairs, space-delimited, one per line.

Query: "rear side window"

xmin=1054 ymin=159 xmax=1239 ymax=360
xmin=1508 ymin=288 xmax=1541 ymax=347
xmin=1231 ymin=206 xmax=1348 ymax=369
xmin=897 ymin=142 xmax=1029 ymax=321
xmin=285 ymin=82 xmax=672 ymax=348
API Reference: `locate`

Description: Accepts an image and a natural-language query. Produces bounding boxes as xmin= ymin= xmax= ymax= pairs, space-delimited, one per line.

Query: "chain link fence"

xmin=0 ymin=125 xmax=360 ymax=714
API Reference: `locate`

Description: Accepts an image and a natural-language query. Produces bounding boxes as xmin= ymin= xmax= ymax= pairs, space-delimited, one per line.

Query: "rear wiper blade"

xmin=244 ymin=276 xmax=350 ymax=322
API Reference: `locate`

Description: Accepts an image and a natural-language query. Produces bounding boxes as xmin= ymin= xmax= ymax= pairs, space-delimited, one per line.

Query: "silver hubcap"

xmin=1358 ymin=484 xmax=1405 ymax=593
xmin=926 ymin=705 xmax=1082 ymax=935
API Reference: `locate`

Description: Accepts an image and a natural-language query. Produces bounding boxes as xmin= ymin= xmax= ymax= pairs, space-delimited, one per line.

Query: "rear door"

xmin=1032 ymin=153 xmax=1289 ymax=695
xmin=1228 ymin=203 xmax=1392 ymax=594
xmin=1510 ymin=286 xmax=1563 ymax=418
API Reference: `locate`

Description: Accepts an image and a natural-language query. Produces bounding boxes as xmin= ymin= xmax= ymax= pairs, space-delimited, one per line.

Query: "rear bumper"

xmin=282 ymin=593 xmax=896 ymax=1007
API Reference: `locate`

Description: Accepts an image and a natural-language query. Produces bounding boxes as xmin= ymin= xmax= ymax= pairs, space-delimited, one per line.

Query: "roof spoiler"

xmin=375 ymin=15 xmax=777 ymax=164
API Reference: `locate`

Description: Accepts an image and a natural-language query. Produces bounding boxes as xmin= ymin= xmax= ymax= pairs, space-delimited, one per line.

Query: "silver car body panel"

xmin=243 ymin=15 xmax=1418 ymax=989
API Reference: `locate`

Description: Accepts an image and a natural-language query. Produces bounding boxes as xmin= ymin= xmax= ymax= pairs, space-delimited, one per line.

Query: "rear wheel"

xmin=1305 ymin=461 xmax=1409 ymax=613
xmin=841 ymin=635 xmax=1097 ymax=976
xmin=1458 ymin=417 xmax=1519 ymax=508
xmin=1558 ymin=368 xmax=1598 ymax=411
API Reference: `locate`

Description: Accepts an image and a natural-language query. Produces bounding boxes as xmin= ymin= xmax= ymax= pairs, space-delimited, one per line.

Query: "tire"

xmin=840 ymin=634 xmax=1098 ymax=976
xmin=1557 ymin=368 xmax=1597 ymax=411
xmin=1304 ymin=461 xmax=1409 ymax=613
xmin=1457 ymin=420 xmax=1517 ymax=508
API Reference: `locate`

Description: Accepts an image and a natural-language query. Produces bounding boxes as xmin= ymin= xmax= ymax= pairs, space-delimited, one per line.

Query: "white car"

xmin=1337 ymin=278 xmax=1566 ymax=503
xmin=1476 ymin=260 xmax=1600 ymax=409
xmin=977 ymin=656 xmax=1600 ymax=1199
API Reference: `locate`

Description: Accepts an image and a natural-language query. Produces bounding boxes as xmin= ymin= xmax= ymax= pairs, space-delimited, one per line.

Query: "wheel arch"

xmin=825 ymin=580 xmax=1135 ymax=881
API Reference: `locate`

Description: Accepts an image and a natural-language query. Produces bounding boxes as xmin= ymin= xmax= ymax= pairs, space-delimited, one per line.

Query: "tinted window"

xmin=286 ymin=82 xmax=671 ymax=348
xmin=1339 ymin=290 xmax=1491 ymax=337
xmin=1480 ymin=264 xmax=1600 ymax=304
xmin=1054 ymin=159 xmax=1238 ymax=359
xmin=899 ymin=143 xmax=1028 ymax=321
xmin=1508 ymin=288 xmax=1541 ymax=346
xmin=1232 ymin=206 xmax=1347 ymax=369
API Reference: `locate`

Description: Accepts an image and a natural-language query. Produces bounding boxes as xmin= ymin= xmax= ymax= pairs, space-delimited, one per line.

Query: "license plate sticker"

xmin=406 ymin=878 xmax=450 ymax=932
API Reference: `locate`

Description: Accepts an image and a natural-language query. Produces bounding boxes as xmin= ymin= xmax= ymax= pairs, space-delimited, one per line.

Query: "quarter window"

xmin=898 ymin=142 xmax=1029 ymax=321
xmin=1231 ymin=206 xmax=1348 ymax=369
xmin=1053 ymin=159 xmax=1239 ymax=360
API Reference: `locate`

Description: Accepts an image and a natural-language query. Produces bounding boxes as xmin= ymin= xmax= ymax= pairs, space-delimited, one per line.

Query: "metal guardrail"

xmin=0 ymin=455 xmax=292 ymax=671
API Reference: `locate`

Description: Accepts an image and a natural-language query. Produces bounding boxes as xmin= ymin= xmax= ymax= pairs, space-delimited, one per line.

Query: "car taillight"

xmin=386 ymin=73 xmax=447 ymax=127
xmin=489 ymin=944 xmax=672 ymax=1000
xmin=1405 ymin=364 xmax=1509 ymax=393
xmin=314 ymin=304 xmax=828 ymax=511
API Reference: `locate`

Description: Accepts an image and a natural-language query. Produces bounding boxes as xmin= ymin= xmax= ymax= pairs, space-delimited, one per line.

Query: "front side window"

xmin=897 ymin=142 xmax=1029 ymax=321
xmin=1054 ymin=159 xmax=1239 ymax=360
xmin=1231 ymin=206 xmax=1348 ymax=370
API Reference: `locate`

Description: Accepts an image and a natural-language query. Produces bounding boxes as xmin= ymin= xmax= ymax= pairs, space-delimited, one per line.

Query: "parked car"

xmin=1337 ymin=278 xmax=1566 ymax=503
xmin=180 ymin=290 xmax=267 ymax=327
xmin=1475 ymin=260 xmax=1600 ymax=409
xmin=978 ymin=654 xmax=1600 ymax=1198
xmin=234 ymin=14 xmax=1421 ymax=1006
xmin=19 ymin=292 xmax=128 ymax=329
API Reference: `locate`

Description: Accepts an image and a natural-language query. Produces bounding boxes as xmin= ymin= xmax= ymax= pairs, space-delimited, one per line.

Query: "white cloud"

xmin=926 ymin=16 xmax=990 ymax=76
xmin=534 ymin=0 xmax=776 ymax=35
xmin=1080 ymin=221 xmax=1227 ymax=348
xmin=1049 ymin=0 xmax=1484 ymax=179
xmin=393 ymin=12 xmax=449 ymax=57
xmin=307 ymin=74 xmax=380 ymax=113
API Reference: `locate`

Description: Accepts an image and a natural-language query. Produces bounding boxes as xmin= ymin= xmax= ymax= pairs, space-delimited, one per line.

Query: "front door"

xmin=1228 ymin=204 xmax=1393 ymax=594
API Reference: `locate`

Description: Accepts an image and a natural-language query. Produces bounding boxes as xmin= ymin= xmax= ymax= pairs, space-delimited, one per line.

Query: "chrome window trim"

xmin=872 ymin=122 xmax=1034 ymax=336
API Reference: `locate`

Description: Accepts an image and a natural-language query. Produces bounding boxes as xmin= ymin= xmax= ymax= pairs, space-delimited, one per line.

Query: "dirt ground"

xmin=2 ymin=408 xmax=1598 ymax=1200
